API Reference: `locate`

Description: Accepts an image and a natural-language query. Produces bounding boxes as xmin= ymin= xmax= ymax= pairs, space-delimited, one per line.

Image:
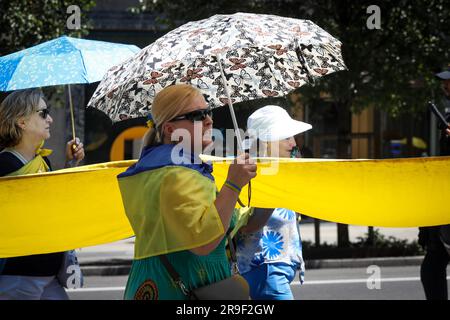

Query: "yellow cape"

xmin=118 ymin=166 xmax=224 ymax=259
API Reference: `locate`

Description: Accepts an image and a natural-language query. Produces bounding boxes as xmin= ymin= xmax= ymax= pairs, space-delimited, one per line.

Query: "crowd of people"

xmin=0 ymin=65 xmax=449 ymax=300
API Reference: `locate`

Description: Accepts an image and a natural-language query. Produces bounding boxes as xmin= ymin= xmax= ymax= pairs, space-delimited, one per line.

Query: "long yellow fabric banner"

xmin=1 ymin=156 xmax=449 ymax=258
xmin=205 ymin=156 xmax=450 ymax=228
xmin=0 ymin=161 xmax=135 ymax=258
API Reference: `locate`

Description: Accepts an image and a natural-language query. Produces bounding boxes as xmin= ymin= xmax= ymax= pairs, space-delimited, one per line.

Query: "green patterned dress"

xmin=124 ymin=215 xmax=236 ymax=300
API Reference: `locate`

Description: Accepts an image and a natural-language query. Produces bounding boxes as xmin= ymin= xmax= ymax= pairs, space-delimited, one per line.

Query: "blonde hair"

xmin=0 ymin=89 xmax=44 ymax=148
xmin=142 ymin=84 xmax=203 ymax=148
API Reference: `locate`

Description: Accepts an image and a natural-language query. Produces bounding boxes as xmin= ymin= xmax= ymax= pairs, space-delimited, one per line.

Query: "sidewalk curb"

xmin=304 ymin=256 xmax=424 ymax=269
xmin=79 ymin=256 xmax=425 ymax=276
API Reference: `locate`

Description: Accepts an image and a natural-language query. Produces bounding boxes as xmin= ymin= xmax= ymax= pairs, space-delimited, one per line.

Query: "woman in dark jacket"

xmin=0 ymin=88 xmax=84 ymax=300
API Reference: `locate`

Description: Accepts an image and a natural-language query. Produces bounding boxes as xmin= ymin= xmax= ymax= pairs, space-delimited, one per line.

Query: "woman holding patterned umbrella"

xmin=118 ymin=84 xmax=256 ymax=300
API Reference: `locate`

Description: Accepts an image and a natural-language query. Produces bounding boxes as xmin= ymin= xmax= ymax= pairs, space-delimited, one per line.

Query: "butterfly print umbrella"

xmin=88 ymin=12 xmax=347 ymax=143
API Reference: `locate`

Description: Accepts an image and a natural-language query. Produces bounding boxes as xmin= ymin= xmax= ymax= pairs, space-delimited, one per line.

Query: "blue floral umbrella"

xmin=0 ymin=35 xmax=140 ymax=140
xmin=0 ymin=36 xmax=140 ymax=91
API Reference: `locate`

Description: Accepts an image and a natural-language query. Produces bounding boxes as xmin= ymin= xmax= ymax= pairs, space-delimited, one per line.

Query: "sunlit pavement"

xmin=67 ymin=265 xmax=450 ymax=300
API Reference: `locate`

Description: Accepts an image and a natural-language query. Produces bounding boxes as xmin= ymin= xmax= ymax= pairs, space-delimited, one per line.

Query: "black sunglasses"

xmin=36 ymin=108 xmax=50 ymax=119
xmin=171 ymin=108 xmax=213 ymax=122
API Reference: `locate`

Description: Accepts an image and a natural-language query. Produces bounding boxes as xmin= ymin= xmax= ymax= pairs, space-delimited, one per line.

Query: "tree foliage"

xmin=136 ymin=0 xmax=449 ymax=116
xmin=0 ymin=0 xmax=95 ymax=56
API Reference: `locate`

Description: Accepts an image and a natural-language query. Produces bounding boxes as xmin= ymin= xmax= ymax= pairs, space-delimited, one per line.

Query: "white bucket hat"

xmin=243 ymin=105 xmax=312 ymax=149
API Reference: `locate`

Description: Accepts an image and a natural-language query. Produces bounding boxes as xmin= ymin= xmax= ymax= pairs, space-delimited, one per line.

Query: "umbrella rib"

xmin=74 ymin=46 xmax=90 ymax=83
xmin=216 ymin=53 xmax=244 ymax=153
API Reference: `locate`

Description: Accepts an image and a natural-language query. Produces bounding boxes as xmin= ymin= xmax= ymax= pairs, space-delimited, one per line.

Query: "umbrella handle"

xmin=67 ymin=85 xmax=77 ymax=151
xmin=216 ymin=54 xmax=245 ymax=154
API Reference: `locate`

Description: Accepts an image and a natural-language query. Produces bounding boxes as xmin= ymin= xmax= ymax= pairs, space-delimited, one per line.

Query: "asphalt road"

xmin=67 ymin=265 xmax=450 ymax=300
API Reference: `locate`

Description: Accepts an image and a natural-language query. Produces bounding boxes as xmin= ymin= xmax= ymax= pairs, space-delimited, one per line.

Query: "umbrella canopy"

xmin=0 ymin=36 xmax=140 ymax=91
xmin=88 ymin=12 xmax=346 ymax=122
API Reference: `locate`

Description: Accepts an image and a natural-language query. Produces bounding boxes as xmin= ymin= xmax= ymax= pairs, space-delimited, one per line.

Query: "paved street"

xmin=70 ymin=222 xmax=438 ymax=300
xmin=292 ymin=265 xmax=450 ymax=300
xmin=67 ymin=265 xmax=450 ymax=300
xmin=76 ymin=223 xmax=420 ymax=264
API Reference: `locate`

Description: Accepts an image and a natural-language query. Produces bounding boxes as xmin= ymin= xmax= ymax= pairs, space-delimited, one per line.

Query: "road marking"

xmin=67 ymin=287 xmax=125 ymax=292
xmin=67 ymin=276 xmax=450 ymax=292
xmin=292 ymin=276 xmax=450 ymax=285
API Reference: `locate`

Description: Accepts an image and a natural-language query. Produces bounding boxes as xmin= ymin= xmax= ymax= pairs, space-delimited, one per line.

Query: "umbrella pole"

xmin=217 ymin=54 xmax=244 ymax=153
xmin=217 ymin=54 xmax=251 ymax=207
xmin=67 ymin=84 xmax=77 ymax=145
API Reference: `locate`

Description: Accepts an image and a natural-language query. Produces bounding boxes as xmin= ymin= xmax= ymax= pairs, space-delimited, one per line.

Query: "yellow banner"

xmin=0 ymin=161 xmax=135 ymax=258
xmin=1 ymin=157 xmax=449 ymax=258
xmin=205 ymin=156 xmax=450 ymax=228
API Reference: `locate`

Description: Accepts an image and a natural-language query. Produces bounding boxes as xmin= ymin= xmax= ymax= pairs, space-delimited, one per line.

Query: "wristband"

xmin=224 ymin=180 xmax=242 ymax=194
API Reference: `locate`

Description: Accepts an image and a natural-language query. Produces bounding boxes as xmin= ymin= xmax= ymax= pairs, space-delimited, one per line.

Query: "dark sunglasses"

xmin=170 ymin=108 xmax=213 ymax=122
xmin=36 ymin=108 xmax=50 ymax=119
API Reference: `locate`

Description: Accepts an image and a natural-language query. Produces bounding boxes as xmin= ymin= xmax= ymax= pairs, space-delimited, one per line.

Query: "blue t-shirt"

xmin=236 ymin=208 xmax=305 ymax=283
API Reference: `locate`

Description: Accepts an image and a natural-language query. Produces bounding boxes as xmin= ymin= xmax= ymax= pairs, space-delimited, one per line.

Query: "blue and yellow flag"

xmin=117 ymin=144 xmax=224 ymax=259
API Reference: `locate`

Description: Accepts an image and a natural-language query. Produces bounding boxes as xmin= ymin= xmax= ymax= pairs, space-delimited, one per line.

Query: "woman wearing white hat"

xmin=235 ymin=105 xmax=312 ymax=300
